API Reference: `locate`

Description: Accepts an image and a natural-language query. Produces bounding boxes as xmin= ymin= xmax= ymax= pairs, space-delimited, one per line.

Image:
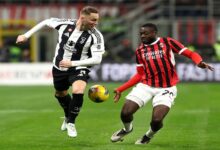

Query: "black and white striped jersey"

xmin=45 ymin=18 xmax=105 ymax=71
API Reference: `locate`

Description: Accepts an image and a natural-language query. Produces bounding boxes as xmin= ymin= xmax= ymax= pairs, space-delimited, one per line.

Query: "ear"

xmin=80 ymin=14 xmax=85 ymax=21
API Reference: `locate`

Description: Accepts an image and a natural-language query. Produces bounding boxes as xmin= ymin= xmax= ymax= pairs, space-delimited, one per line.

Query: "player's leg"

xmin=55 ymin=90 xmax=71 ymax=131
xmin=111 ymin=83 xmax=153 ymax=142
xmin=135 ymin=86 xmax=177 ymax=144
xmin=68 ymin=80 xmax=87 ymax=124
xmin=135 ymin=105 xmax=170 ymax=144
xmin=67 ymin=69 xmax=89 ymax=137
xmin=52 ymin=67 xmax=71 ymax=131
xmin=66 ymin=80 xmax=86 ymax=137
xmin=111 ymin=100 xmax=139 ymax=142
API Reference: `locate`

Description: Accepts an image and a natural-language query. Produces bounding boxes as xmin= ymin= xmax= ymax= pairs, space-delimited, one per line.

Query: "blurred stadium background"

xmin=0 ymin=0 xmax=220 ymax=84
xmin=0 ymin=1 xmax=220 ymax=150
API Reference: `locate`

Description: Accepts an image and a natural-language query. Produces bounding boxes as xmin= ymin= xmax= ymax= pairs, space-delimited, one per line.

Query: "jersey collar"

xmin=143 ymin=37 xmax=160 ymax=46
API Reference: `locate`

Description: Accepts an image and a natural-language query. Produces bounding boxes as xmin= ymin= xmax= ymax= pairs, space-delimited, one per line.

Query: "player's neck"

xmin=76 ymin=19 xmax=84 ymax=31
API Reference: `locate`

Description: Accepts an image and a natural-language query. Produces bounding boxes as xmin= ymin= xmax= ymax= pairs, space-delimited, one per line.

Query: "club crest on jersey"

xmin=68 ymin=28 xmax=73 ymax=32
xmin=64 ymin=40 xmax=77 ymax=53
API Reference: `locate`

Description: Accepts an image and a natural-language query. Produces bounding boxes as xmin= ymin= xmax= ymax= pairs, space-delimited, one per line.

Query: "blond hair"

xmin=80 ymin=6 xmax=99 ymax=15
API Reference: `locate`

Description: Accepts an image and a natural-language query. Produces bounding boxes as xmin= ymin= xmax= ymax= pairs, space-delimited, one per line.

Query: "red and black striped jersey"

xmin=136 ymin=37 xmax=187 ymax=88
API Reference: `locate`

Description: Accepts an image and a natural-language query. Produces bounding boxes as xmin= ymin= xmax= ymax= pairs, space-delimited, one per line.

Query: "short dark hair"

xmin=80 ymin=6 xmax=99 ymax=15
xmin=141 ymin=23 xmax=158 ymax=32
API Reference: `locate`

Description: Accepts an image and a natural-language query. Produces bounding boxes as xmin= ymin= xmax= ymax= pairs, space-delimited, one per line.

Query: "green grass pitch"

xmin=0 ymin=83 xmax=219 ymax=150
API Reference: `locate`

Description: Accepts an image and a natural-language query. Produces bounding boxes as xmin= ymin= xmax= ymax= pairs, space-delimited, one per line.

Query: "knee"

xmin=121 ymin=109 xmax=131 ymax=118
xmin=120 ymin=109 xmax=133 ymax=122
xmin=72 ymin=88 xmax=84 ymax=94
xmin=150 ymin=119 xmax=163 ymax=132
xmin=55 ymin=91 xmax=68 ymax=97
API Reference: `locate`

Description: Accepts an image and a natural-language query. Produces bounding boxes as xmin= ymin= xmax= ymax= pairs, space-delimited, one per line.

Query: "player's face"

xmin=140 ymin=27 xmax=157 ymax=44
xmin=82 ymin=13 xmax=99 ymax=30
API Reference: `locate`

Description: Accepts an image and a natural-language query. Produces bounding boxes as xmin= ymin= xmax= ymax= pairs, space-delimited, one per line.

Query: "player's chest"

xmin=140 ymin=46 xmax=169 ymax=61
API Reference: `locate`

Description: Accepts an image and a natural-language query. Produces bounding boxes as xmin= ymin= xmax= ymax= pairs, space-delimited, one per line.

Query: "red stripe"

xmin=198 ymin=19 xmax=204 ymax=45
xmin=154 ymin=43 xmax=167 ymax=87
xmin=208 ymin=20 xmax=214 ymax=44
xmin=147 ymin=46 xmax=160 ymax=87
xmin=187 ymin=20 xmax=194 ymax=43
xmin=178 ymin=21 xmax=181 ymax=41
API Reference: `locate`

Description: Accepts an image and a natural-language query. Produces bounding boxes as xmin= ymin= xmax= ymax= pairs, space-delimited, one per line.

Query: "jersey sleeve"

xmin=167 ymin=37 xmax=187 ymax=54
xmin=90 ymin=29 xmax=105 ymax=55
xmin=71 ymin=29 xmax=105 ymax=67
xmin=46 ymin=18 xmax=75 ymax=30
xmin=23 ymin=18 xmax=75 ymax=38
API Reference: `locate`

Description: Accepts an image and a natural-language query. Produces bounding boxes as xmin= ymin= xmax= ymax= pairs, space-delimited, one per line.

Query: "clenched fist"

xmin=16 ymin=35 xmax=28 ymax=44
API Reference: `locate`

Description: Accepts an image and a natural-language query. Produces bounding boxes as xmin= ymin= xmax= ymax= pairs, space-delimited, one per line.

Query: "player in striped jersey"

xmin=16 ymin=6 xmax=105 ymax=138
xmin=111 ymin=23 xmax=213 ymax=144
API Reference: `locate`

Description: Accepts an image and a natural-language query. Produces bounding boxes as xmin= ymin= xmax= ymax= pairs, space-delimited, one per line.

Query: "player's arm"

xmin=59 ymin=31 xmax=105 ymax=68
xmin=180 ymin=49 xmax=214 ymax=71
xmin=59 ymin=50 xmax=103 ymax=67
xmin=16 ymin=18 xmax=74 ymax=44
xmin=113 ymin=65 xmax=144 ymax=103
xmin=16 ymin=19 xmax=51 ymax=44
xmin=168 ymin=37 xmax=214 ymax=71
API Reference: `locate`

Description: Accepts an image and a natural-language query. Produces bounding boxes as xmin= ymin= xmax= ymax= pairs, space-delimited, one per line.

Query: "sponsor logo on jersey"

xmin=64 ymin=40 xmax=77 ymax=53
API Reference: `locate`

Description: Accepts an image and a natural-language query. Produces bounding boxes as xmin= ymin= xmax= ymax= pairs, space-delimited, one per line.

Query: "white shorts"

xmin=126 ymin=83 xmax=177 ymax=108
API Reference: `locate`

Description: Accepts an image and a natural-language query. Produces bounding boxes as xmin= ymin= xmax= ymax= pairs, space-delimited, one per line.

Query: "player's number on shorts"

xmin=162 ymin=90 xmax=173 ymax=97
xmin=78 ymin=70 xmax=86 ymax=76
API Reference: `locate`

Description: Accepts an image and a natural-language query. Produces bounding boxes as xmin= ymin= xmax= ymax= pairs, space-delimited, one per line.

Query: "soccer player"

xmin=16 ymin=6 xmax=105 ymax=138
xmin=110 ymin=23 xmax=214 ymax=144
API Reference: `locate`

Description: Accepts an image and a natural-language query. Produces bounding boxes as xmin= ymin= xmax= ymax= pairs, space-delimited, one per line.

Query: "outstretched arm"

xmin=59 ymin=32 xmax=105 ymax=68
xmin=16 ymin=19 xmax=50 ymax=44
xmin=180 ymin=49 xmax=214 ymax=71
xmin=113 ymin=65 xmax=144 ymax=103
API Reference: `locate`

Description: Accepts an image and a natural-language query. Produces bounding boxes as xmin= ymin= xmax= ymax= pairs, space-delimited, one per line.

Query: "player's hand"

xmin=16 ymin=35 xmax=28 ymax=44
xmin=59 ymin=60 xmax=72 ymax=68
xmin=197 ymin=61 xmax=214 ymax=71
xmin=113 ymin=89 xmax=121 ymax=103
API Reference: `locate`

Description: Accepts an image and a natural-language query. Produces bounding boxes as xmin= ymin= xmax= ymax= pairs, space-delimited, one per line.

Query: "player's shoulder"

xmin=89 ymin=28 xmax=103 ymax=36
xmin=135 ymin=44 xmax=144 ymax=52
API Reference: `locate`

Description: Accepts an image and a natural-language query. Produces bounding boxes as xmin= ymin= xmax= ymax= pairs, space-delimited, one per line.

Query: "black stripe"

xmin=143 ymin=46 xmax=155 ymax=87
xmin=137 ymin=48 xmax=148 ymax=80
xmin=55 ymin=24 xmax=62 ymax=30
xmin=157 ymin=42 xmax=171 ymax=87
xmin=71 ymin=31 xmax=91 ymax=60
xmin=170 ymin=39 xmax=181 ymax=51
xmin=55 ymin=24 xmax=75 ymax=67
xmin=149 ymin=45 xmax=163 ymax=87
xmin=163 ymin=38 xmax=175 ymax=77
xmin=88 ymin=36 xmax=94 ymax=58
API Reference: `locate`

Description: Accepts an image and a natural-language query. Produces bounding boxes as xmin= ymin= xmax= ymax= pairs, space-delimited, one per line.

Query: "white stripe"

xmin=137 ymin=64 xmax=143 ymax=67
xmin=170 ymin=50 xmax=175 ymax=65
xmin=178 ymin=47 xmax=187 ymax=54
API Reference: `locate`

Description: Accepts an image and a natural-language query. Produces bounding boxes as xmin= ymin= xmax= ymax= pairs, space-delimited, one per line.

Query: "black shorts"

xmin=52 ymin=67 xmax=90 ymax=91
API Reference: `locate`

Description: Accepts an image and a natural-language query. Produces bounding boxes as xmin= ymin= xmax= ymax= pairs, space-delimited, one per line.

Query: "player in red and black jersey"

xmin=111 ymin=23 xmax=213 ymax=144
